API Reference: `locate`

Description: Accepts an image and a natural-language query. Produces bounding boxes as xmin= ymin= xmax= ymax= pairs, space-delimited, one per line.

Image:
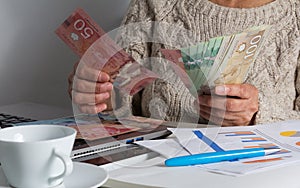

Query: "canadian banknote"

xmin=56 ymin=8 xmax=158 ymax=95
xmin=161 ymin=25 xmax=270 ymax=95
xmin=15 ymin=114 xmax=166 ymax=141
xmin=69 ymin=123 xmax=140 ymax=141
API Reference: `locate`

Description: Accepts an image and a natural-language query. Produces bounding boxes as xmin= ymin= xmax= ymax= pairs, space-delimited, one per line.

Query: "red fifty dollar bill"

xmin=55 ymin=8 xmax=158 ymax=95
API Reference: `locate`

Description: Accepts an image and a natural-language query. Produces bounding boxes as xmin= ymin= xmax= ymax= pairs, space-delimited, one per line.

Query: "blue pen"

xmin=165 ymin=148 xmax=281 ymax=167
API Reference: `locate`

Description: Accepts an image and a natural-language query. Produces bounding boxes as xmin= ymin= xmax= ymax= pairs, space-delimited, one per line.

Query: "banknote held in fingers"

xmin=55 ymin=8 xmax=158 ymax=95
xmin=161 ymin=25 xmax=270 ymax=95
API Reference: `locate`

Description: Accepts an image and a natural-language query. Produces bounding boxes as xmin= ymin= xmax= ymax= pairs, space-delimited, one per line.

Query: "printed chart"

xmin=215 ymin=130 xmax=290 ymax=164
xmin=280 ymin=131 xmax=300 ymax=137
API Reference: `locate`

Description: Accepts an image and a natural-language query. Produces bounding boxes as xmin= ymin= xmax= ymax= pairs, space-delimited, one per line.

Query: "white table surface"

xmin=101 ymin=144 xmax=300 ymax=188
xmin=100 ymin=122 xmax=300 ymax=188
xmin=2 ymin=103 xmax=298 ymax=188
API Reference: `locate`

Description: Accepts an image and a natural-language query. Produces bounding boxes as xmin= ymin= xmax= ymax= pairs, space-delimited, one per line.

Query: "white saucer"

xmin=0 ymin=162 xmax=108 ymax=188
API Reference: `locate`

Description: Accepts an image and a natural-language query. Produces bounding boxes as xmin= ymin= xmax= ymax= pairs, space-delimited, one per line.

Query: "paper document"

xmin=137 ymin=120 xmax=300 ymax=176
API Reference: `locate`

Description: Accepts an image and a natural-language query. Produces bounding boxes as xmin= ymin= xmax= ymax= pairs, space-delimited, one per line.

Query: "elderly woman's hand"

xmin=68 ymin=61 xmax=113 ymax=114
xmin=198 ymin=84 xmax=259 ymax=126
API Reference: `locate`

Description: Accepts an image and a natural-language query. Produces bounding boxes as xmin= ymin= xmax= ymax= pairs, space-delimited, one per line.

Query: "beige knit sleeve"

xmin=265 ymin=6 xmax=300 ymax=122
xmin=297 ymin=1 xmax=300 ymax=31
xmin=255 ymin=44 xmax=300 ymax=124
xmin=119 ymin=0 xmax=154 ymax=60
xmin=248 ymin=3 xmax=300 ymax=124
xmin=112 ymin=0 xmax=154 ymax=117
xmin=261 ymin=43 xmax=300 ymax=124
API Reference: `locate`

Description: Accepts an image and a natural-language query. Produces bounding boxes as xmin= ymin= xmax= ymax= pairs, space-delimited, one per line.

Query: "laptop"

xmin=0 ymin=102 xmax=74 ymax=129
xmin=0 ymin=102 xmax=171 ymax=166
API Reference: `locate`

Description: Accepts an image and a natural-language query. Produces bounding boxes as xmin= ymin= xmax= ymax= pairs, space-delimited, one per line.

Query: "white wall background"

xmin=0 ymin=0 xmax=131 ymax=110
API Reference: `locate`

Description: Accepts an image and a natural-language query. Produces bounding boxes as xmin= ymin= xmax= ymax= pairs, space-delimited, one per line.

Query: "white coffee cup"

xmin=0 ymin=125 xmax=76 ymax=188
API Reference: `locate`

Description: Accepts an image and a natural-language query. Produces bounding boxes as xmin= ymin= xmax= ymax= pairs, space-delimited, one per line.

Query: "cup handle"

xmin=48 ymin=149 xmax=73 ymax=185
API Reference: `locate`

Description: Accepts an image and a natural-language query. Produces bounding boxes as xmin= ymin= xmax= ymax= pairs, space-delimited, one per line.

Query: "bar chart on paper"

xmin=165 ymin=121 xmax=300 ymax=176
xmin=137 ymin=121 xmax=300 ymax=176
xmin=257 ymin=121 xmax=300 ymax=152
xmin=219 ymin=131 xmax=256 ymax=136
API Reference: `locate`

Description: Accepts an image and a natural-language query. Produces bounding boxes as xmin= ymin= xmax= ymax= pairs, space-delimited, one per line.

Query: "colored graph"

xmin=243 ymin=157 xmax=283 ymax=164
xmin=244 ymin=143 xmax=279 ymax=149
xmin=193 ymin=130 xmax=225 ymax=152
xmin=241 ymin=137 xmax=267 ymax=142
xmin=219 ymin=131 xmax=256 ymax=136
xmin=280 ymin=131 xmax=300 ymax=137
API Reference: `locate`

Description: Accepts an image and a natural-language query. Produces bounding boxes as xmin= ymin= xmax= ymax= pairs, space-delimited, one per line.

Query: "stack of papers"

xmin=137 ymin=120 xmax=300 ymax=176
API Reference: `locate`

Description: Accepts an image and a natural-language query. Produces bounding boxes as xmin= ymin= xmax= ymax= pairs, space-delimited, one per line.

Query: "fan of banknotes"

xmin=161 ymin=26 xmax=270 ymax=95
xmin=56 ymin=8 xmax=270 ymax=96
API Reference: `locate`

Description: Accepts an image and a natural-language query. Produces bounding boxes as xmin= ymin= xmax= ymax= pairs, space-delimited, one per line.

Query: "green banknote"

xmin=161 ymin=25 xmax=270 ymax=95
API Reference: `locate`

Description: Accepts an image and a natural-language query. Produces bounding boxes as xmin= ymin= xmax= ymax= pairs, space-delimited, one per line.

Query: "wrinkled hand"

xmin=198 ymin=84 xmax=259 ymax=126
xmin=68 ymin=61 xmax=113 ymax=114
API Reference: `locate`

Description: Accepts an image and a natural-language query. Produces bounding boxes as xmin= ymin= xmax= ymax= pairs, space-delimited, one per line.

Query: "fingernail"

xmin=101 ymin=104 xmax=107 ymax=111
xmin=105 ymin=75 xmax=111 ymax=82
xmin=103 ymin=92 xmax=110 ymax=99
xmin=215 ymin=86 xmax=228 ymax=95
xmin=100 ymin=73 xmax=110 ymax=82
xmin=97 ymin=104 xmax=107 ymax=113
xmin=106 ymin=83 xmax=113 ymax=90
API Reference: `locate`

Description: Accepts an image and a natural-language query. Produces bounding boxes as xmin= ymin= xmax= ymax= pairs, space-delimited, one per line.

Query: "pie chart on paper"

xmin=280 ymin=131 xmax=300 ymax=137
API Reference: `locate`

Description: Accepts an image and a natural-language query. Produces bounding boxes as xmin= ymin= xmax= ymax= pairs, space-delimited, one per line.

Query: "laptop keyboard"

xmin=0 ymin=113 xmax=36 ymax=128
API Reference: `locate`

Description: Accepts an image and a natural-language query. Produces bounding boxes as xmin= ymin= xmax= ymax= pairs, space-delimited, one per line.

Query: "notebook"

xmin=0 ymin=103 xmax=171 ymax=166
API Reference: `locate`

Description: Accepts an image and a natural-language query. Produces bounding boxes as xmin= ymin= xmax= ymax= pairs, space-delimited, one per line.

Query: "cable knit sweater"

xmin=114 ymin=0 xmax=300 ymax=125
